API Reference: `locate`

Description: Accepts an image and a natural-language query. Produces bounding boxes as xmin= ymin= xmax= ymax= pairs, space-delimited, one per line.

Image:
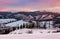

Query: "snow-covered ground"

xmin=9 ymin=29 xmax=59 ymax=34
xmin=0 ymin=19 xmax=60 ymax=39
xmin=5 ymin=20 xmax=28 ymax=27
xmin=0 ymin=19 xmax=16 ymax=24
xmin=0 ymin=33 xmax=60 ymax=39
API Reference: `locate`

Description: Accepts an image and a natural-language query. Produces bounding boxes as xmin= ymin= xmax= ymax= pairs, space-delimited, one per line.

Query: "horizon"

xmin=0 ymin=10 xmax=60 ymax=13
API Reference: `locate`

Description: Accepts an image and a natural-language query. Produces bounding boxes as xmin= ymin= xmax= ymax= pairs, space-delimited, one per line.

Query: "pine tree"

xmin=23 ymin=23 xmax=25 ymax=28
xmin=20 ymin=25 xmax=23 ymax=29
xmin=36 ymin=21 xmax=40 ymax=28
xmin=43 ymin=22 xmax=46 ymax=29
xmin=26 ymin=23 xmax=29 ymax=28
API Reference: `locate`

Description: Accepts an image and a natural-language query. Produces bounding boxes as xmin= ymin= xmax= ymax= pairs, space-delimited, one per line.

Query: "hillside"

xmin=0 ymin=11 xmax=60 ymax=20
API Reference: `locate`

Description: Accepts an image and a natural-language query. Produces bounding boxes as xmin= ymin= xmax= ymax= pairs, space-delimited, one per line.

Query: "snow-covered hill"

xmin=5 ymin=20 xmax=28 ymax=27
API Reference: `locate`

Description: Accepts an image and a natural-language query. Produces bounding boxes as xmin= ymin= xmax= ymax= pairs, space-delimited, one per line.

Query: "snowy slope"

xmin=0 ymin=33 xmax=60 ymax=39
xmin=9 ymin=29 xmax=58 ymax=34
xmin=5 ymin=20 xmax=28 ymax=27
xmin=0 ymin=19 xmax=16 ymax=24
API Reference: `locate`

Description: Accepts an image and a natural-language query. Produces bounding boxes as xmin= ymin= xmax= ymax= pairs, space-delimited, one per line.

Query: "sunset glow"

xmin=0 ymin=0 xmax=60 ymax=12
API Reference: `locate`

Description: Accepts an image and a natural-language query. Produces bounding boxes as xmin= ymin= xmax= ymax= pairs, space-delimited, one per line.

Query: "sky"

xmin=0 ymin=0 xmax=60 ymax=12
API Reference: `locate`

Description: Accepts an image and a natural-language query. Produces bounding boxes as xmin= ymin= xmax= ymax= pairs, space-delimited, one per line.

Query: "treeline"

xmin=14 ymin=22 xmax=47 ymax=29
